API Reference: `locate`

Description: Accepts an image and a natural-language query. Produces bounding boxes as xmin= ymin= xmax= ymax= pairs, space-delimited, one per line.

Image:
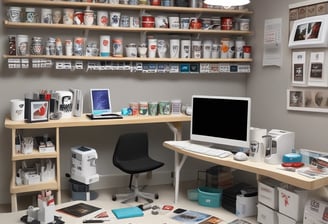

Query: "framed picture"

xmin=291 ymin=51 xmax=307 ymax=86
xmin=288 ymin=14 xmax=328 ymax=49
xmin=287 ymin=89 xmax=328 ymax=113
xmin=28 ymin=100 xmax=49 ymax=122
xmin=307 ymin=51 xmax=328 ymax=87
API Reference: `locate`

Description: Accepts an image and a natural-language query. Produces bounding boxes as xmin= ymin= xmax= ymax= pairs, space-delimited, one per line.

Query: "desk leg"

xmin=174 ymin=152 xmax=188 ymax=203
xmin=166 ymin=122 xmax=182 ymax=141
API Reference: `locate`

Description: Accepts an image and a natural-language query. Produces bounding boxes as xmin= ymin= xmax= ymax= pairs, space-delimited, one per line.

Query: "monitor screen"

xmin=190 ymin=95 xmax=251 ymax=150
xmin=90 ymin=88 xmax=112 ymax=115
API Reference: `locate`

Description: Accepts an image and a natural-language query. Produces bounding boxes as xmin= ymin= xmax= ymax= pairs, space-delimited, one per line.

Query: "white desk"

xmin=163 ymin=140 xmax=328 ymax=203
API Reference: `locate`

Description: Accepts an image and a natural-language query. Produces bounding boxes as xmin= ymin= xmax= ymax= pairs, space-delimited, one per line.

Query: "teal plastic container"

xmin=197 ymin=186 xmax=222 ymax=208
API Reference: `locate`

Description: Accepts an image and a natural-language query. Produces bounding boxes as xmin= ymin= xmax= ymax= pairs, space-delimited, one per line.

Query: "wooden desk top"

xmin=163 ymin=140 xmax=328 ymax=191
xmin=5 ymin=114 xmax=191 ymax=129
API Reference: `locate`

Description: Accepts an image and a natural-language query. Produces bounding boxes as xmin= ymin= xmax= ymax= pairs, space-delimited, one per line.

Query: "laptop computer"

xmin=87 ymin=88 xmax=122 ymax=119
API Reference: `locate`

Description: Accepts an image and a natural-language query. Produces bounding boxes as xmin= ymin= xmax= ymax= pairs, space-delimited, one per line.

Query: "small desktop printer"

xmin=71 ymin=146 xmax=99 ymax=185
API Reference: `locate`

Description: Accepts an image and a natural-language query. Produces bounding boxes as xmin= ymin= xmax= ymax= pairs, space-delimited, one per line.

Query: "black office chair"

xmin=112 ymin=132 xmax=164 ymax=203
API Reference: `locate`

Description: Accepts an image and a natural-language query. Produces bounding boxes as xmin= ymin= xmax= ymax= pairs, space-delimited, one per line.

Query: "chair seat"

xmin=117 ymin=157 xmax=164 ymax=174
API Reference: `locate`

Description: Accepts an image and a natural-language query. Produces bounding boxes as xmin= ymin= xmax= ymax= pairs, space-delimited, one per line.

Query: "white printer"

xmin=71 ymin=146 xmax=99 ymax=185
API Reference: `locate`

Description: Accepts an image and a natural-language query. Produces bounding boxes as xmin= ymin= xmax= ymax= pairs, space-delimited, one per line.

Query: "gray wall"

xmin=0 ymin=3 xmax=248 ymax=204
xmin=1 ymin=0 xmax=326 ymax=205
xmin=248 ymin=0 xmax=328 ymax=151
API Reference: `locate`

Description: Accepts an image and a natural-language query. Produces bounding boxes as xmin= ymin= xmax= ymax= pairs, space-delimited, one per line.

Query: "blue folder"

xmin=111 ymin=206 xmax=144 ymax=219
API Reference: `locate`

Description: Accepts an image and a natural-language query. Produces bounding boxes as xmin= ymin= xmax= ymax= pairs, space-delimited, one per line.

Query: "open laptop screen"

xmin=90 ymin=89 xmax=112 ymax=115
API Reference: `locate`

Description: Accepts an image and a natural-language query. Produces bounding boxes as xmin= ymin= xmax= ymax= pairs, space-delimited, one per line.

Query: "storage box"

xmin=303 ymin=199 xmax=328 ymax=224
xmin=257 ymin=203 xmax=278 ymax=224
xmin=277 ymin=212 xmax=302 ymax=224
xmin=197 ymin=186 xmax=222 ymax=208
xmin=258 ymin=178 xmax=281 ymax=210
xmin=278 ymin=187 xmax=308 ymax=221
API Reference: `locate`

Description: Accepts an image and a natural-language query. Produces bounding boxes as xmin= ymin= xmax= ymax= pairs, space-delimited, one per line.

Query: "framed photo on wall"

xmin=307 ymin=51 xmax=328 ymax=87
xmin=287 ymin=89 xmax=328 ymax=113
xmin=292 ymin=51 xmax=307 ymax=86
xmin=289 ymin=14 xmax=328 ymax=49
xmin=27 ymin=100 xmax=49 ymax=122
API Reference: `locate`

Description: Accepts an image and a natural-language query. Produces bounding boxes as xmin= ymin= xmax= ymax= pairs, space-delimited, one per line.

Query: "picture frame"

xmin=291 ymin=51 xmax=307 ymax=86
xmin=287 ymin=89 xmax=328 ymax=113
xmin=288 ymin=14 xmax=328 ymax=49
xmin=307 ymin=51 xmax=328 ymax=87
xmin=28 ymin=100 xmax=49 ymax=122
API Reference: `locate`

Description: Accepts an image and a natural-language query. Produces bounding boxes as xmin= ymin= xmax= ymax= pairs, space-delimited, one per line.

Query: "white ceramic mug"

xmin=16 ymin=35 xmax=29 ymax=56
xmin=25 ymin=8 xmax=37 ymax=23
xmin=41 ymin=8 xmax=52 ymax=24
xmin=100 ymin=35 xmax=110 ymax=56
xmin=63 ymin=8 xmax=74 ymax=25
xmin=7 ymin=7 xmax=22 ymax=22
xmin=203 ymin=40 xmax=212 ymax=59
xmin=148 ymin=39 xmax=157 ymax=58
xmin=191 ymin=40 xmax=202 ymax=58
xmin=84 ymin=10 xmax=94 ymax=25
xmin=157 ymin=40 xmax=168 ymax=58
xmin=110 ymin=12 xmax=121 ymax=27
xmin=97 ymin=11 xmax=108 ymax=26
xmin=168 ymin=16 xmax=180 ymax=29
xmin=10 ymin=99 xmax=25 ymax=121
xmin=180 ymin=40 xmax=191 ymax=58
xmin=220 ymin=38 xmax=229 ymax=59
xmin=52 ymin=8 xmax=62 ymax=24
xmin=170 ymin=39 xmax=180 ymax=58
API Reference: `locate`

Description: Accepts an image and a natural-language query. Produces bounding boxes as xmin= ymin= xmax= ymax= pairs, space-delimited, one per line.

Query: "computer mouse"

xmin=233 ymin=152 xmax=248 ymax=161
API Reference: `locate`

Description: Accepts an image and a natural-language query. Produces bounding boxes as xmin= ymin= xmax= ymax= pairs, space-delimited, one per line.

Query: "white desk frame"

xmin=163 ymin=140 xmax=328 ymax=203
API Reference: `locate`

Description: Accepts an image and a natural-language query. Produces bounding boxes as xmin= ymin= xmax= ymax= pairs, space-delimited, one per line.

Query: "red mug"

xmin=73 ymin=11 xmax=84 ymax=25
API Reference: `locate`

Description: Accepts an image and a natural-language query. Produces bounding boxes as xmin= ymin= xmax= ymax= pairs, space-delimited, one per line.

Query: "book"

xmin=111 ymin=206 xmax=143 ymax=219
xmin=57 ymin=203 xmax=101 ymax=218
xmin=171 ymin=210 xmax=222 ymax=224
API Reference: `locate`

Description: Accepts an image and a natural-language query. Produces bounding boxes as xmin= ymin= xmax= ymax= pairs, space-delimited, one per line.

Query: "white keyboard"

xmin=170 ymin=141 xmax=233 ymax=158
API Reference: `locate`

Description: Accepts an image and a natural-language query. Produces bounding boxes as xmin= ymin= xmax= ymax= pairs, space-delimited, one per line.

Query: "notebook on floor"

xmin=87 ymin=88 xmax=122 ymax=119
xmin=111 ymin=206 xmax=144 ymax=219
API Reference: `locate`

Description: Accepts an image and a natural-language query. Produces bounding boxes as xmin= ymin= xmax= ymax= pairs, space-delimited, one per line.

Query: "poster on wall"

xmin=307 ymin=51 xmax=328 ymax=87
xmin=289 ymin=14 xmax=328 ymax=49
xmin=292 ymin=51 xmax=306 ymax=86
xmin=287 ymin=89 xmax=328 ymax=113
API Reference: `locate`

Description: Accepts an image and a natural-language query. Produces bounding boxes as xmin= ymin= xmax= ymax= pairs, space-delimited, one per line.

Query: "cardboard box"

xmin=278 ymin=187 xmax=309 ymax=221
xmin=257 ymin=203 xmax=278 ymax=224
xmin=277 ymin=212 xmax=302 ymax=224
xmin=303 ymin=199 xmax=328 ymax=224
xmin=258 ymin=178 xmax=281 ymax=210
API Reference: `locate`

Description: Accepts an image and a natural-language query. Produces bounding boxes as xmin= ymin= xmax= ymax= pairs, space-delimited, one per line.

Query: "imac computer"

xmin=190 ymin=95 xmax=251 ymax=152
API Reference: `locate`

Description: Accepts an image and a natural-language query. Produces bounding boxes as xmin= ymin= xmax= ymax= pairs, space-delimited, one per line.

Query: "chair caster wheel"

xmin=155 ymin=193 xmax=159 ymax=199
xmin=112 ymin=195 xmax=117 ymax=201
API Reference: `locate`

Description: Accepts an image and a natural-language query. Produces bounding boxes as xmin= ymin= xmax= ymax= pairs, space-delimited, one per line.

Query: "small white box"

xmin=258 ymin=178 xmax=281 ymax=210
xmin=257 ymin=203 xmax=278 ymax=224
xmin=278 ymin=187 xmax=309 ymax=221
xmin=277 ymin=212 xmax=302 ymax=224
xmin=303 ymin=199 xmax=328 ymax=224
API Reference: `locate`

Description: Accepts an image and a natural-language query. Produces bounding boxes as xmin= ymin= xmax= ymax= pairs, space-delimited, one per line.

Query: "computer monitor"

xmin=190 ymin=95 xmax=251 ymax=151
xmin=90 ymin=88 xmax=112 ymax=115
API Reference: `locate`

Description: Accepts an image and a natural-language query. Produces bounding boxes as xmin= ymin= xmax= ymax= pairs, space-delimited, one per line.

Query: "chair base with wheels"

xmin=112 ymin=174 xmax=159 ymax=203
xmin=111 ymin=132 xmax=164 ymax=203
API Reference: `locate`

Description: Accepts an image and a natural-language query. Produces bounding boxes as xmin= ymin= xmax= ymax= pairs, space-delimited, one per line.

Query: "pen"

xmin=83 ymin=220 xmax=106 ymax=223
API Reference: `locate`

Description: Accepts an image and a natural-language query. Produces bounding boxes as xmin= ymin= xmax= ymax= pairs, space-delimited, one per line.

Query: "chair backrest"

xmin=113 ymin=132 xmax=149 ymax=163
